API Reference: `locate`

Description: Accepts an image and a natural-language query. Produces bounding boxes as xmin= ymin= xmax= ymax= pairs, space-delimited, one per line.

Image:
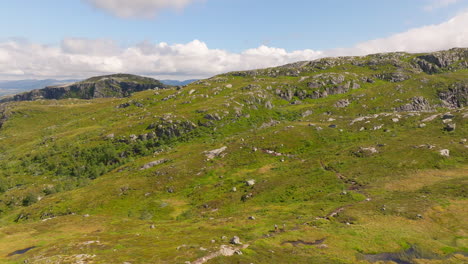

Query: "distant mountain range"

xmin=160 ymin=79 xmax=198 ymax=86
xmin=0 ymin=78 xmax=198 ymax=97
xmin=0 ymin=79 xmax=80 ymax=96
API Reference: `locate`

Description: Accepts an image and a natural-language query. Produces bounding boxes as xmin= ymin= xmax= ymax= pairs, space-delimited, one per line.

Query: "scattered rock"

xmin=204 ymin=146 xmax=228 ymax=160
xmin=140 ymin=159 xmax=169 ymax=170
xmin=439 ymin=149 xmax=450 ymax=157
xmin=230 ymin=236 xmax=242 ymax=245
xmin=422 ymin=114 xmax=440 ymax=122
xmin=442 ymin=119 xmax=452 ymax=124
xmin=442 ymin=113 xmax=455 ymax=120
xmin=334 ymin=99 xmax=350 ymax=108
xmin=373 ymin=124 xmax=384 ymax=130
xmin=444 ymin=123 xmax=456 ymax=131
xmin=418 ymin=123 xmax=426 ymax=128
xmin=248 ymin=216 xmax=256 ymax=220
xmin=246 ymin=180 xmax=256 ymax=186
xmin=302 ymin=110 xmax=313 ymax=117
xmin=260 ymin=120 xmax=280 ymax=129
xmin=204 ymin=113 xmax=222 ymax=121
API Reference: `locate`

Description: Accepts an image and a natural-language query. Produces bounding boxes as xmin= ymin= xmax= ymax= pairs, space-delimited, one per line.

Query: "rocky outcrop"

xmin=154 ymin=120 xmax=198 ymax=139
xmin=396 ymin=96 xmax=433 ymax=112
xmin=375 ymin=71 xmax=410 ymax=82
xmin=0 ymin=74 xmax=168 ymax=103
xmin=438 ymin=82 xmax=468 ymax=108
xmin=413 ymin=48 xmax=468 ymax=74
xmin=334 ymin=99 xmax=350 ymax=108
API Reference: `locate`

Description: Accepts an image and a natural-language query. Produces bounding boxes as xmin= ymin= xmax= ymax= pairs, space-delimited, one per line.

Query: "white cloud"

xmin=0 ymin=39 xmax=323 ymax=80
xmin=83 ymin=0 xmax=199 ymax=18
xmin=61 ymin=38 xmax=121 ymax=56
xmin=327 ymin=10 xmax=468 ymax=56
xmin=0 ymin=11 xmax=467 ymax=80
xmin=424 ymin=0 xmax=463 ymax=11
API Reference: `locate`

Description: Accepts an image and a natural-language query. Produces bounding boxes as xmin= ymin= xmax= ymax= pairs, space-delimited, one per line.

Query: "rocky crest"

xmin=0 ymin=74 xmax=168 ymax=103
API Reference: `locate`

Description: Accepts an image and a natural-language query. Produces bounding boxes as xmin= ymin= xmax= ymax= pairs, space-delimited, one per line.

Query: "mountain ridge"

xmin=0 ymin=73 xmax=168 ymax=103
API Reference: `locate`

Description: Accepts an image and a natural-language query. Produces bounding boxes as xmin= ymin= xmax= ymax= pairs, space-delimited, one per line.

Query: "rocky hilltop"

xmin=0 ymin=48 xmax=466 ymax=264
xmin=0 ymin=74 xmax=168 ymax=103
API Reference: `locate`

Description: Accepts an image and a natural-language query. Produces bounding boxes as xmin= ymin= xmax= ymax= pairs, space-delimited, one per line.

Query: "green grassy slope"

xmin=0 ymin=49 xmax=467 ymax=263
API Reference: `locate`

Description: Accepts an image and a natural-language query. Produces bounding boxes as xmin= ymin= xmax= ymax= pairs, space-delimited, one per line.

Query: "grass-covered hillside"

xmin=0 ymin=48 xmax=467 ymax=264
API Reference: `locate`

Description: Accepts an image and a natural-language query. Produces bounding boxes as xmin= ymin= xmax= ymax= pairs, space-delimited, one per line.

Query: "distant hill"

xmin=0 ymin=79 xmax=80 ymax=96
xmin=160 ymin=79 xmax=198 ymax=86
xmin=0 ymin=74 xmax=168 ymax=102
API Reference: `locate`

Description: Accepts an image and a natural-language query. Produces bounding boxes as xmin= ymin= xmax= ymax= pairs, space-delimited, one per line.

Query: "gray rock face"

xmin=414 ymin=48 xmax=468 ymax=74
xmin=334 ymin=99 xmax=350 ymax=108
xmin=438 ymin=82 xmax=468 ymax=108
xmin=140 ymin=159 xmax=169 ymax=170
xmin=396 ymin=96 xmax=432 ymax=112
xmin=0 ymin=74 xmax=168 ymax=103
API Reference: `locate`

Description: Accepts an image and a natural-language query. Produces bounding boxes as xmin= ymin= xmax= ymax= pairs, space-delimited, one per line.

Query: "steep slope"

xmin=0 ymin=49 xmax=466 ymax=264
xmin=0 ymin=74 xmax=168 ymax=103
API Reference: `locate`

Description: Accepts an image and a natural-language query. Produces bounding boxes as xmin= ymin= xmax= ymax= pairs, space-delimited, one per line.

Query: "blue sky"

xmin=0 ymin=0 xmax=467 ymax=80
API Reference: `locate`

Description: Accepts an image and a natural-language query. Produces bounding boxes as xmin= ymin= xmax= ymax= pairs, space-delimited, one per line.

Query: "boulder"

xmin=444 ymin=123 xmax=456 ymax=132
xmin=230 ymin=236 xmax=242 ymax=245
xmin=246 ymin=180 xmax=256 ymax=186
xmin=205 ymin=146 xmax=228 ymax=160
xmin=439 ymin=149 xmax=450 ymax=157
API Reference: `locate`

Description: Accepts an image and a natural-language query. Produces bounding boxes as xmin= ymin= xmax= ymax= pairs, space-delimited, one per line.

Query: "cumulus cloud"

xmin=83 ymin=0 xmax=199 ymax=18
xmin=0 ymin=39 xmax=323 ymax=80
xmin=424 ymin=0 xmax=463 ymax=11
xmin=0 ymin=11 xmax=467 ymax=80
